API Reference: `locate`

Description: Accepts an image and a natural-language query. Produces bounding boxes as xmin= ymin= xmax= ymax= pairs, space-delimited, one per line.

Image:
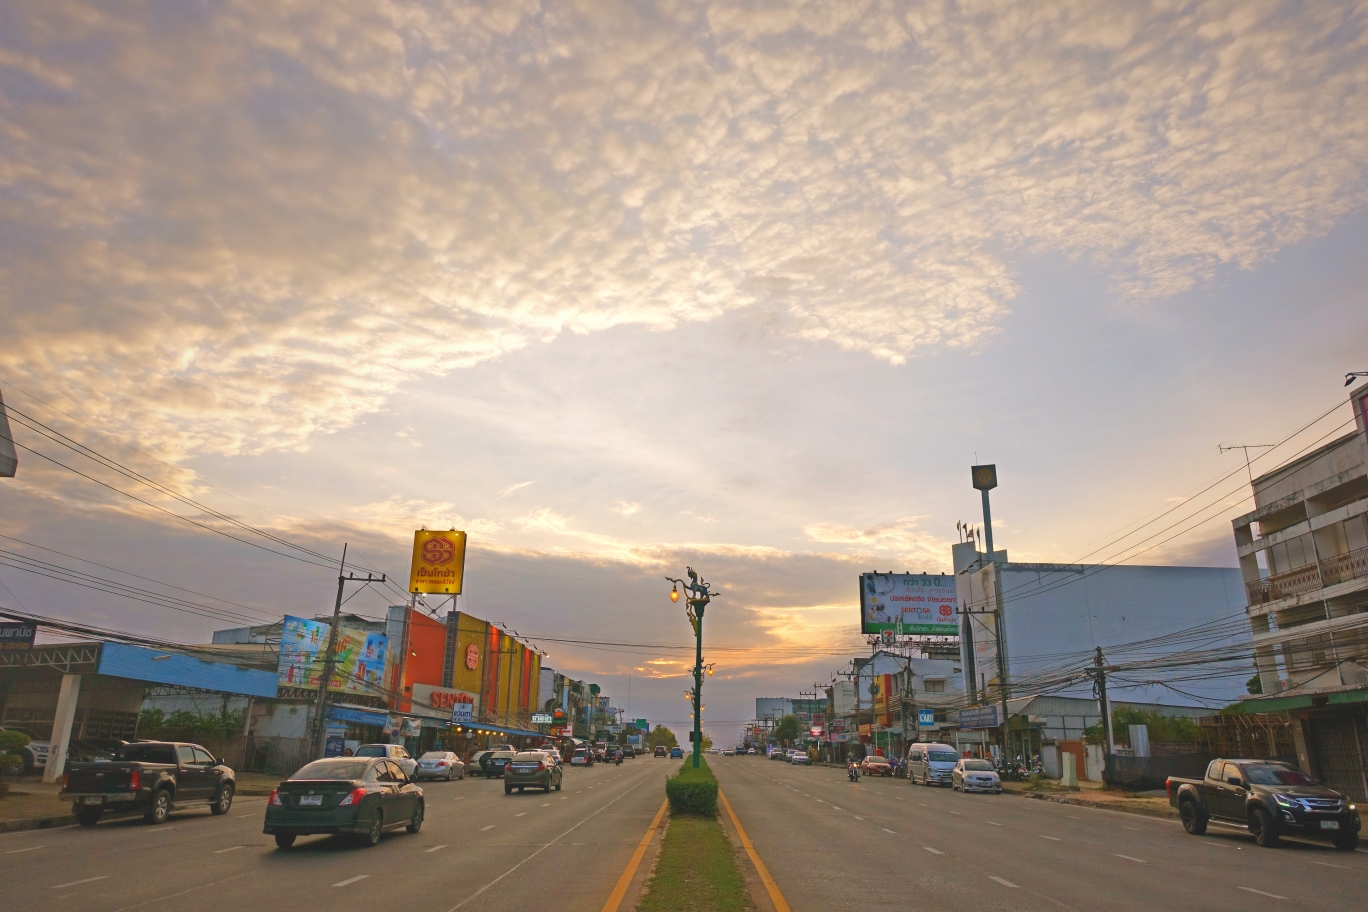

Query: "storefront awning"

xmin=454 ymin=722 xmax=548 ymax=739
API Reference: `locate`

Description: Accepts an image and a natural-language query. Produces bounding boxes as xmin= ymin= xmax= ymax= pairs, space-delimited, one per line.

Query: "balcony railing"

xmin=1246 ymin=546 xmax=1368 ymax=606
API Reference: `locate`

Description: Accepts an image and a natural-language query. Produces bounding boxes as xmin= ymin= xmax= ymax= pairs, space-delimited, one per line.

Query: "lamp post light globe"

xmin=664 ymin=567 xmax=717 ymax=770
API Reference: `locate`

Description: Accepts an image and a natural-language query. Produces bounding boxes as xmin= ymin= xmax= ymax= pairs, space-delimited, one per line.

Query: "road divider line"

xmin=881 ymin=828 xmax=896 ymax=834
xmin=6 ymin=845 xmax=46 ymax=853
xmin=53 ymin=876 xmax=109 ymax=889
xmin=986 ymin=821 xmax=1003 ymax=826
xmin=480 ymin=825 xmax=495 ymax=831
xmin=1114 ymin=854 xmax=1147 ymax=863
xmin=333 ymin=875 xmax=369 ymax=887
xmin=990 ymin=876 xmax=1019 ymax=888
xmin=104 ymin=872 xmax=251 ymax=912
xmin=599 ymin=798 xmax=668 ymax=912
xmin=1039 ymin=835 xmax=1061 ymax=841
xmin=719 ymin=788 xmax=791 ymax=912
xmin=1238 ymin=887 xmax=1286 ymax=900
xmin=426 ymin=844 xmax=448 ymax=853
xmin=923 ymin=846 xmax=944 ymax=855
xmin=1309 ymin=861 xmax=1347 ymax=868
xmin=213 ymin=845 xmax=245 ymax=853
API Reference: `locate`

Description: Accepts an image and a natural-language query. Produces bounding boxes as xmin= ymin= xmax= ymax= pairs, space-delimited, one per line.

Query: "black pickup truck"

xmin=1167 ymin=758 xmax=1360 ymax=849
xmin=61 ymin=740 xmax=236 ymax=826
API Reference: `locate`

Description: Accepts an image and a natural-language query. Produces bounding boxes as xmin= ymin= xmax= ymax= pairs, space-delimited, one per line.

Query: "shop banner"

xmin=277 ymin=615 xmax=387 ymax=694
xmin=0 ymin=621 xmax=36 ymax=651
xmin=860 ymin=573 xmax=958 ymax=634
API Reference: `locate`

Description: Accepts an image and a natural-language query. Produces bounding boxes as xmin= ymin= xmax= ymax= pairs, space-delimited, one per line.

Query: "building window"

xmin=924 ymin=679 xmax=945 ymax=693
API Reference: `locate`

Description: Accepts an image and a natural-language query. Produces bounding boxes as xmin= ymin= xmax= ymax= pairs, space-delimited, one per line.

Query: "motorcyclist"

xmin=847 ymin=759 xmax=860 ymax=781
xmin=614 ymin=748 xmax=623 ymax=765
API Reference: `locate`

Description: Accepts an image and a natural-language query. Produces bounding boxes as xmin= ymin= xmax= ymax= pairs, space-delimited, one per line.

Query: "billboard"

xmin=0 ymin=620 xmax=36 ymax=651
xmin=860 ymin=573 xmax=958 ymax=635
xmin=409 ymin=530 xmax=468 ymax=594
xmin=958 ymin=705 xmax=1000 ymax=729
xmin=277 ymin=615 xmax=387 ymax=694
xmin=531 ymin=712 xmax=553 ymax=724
xmin=412 ymin=682 xmax=479 ymax=721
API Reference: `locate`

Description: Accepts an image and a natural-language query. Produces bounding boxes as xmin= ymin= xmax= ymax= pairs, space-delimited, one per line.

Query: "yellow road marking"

xmin=719 ymin=788 xmax=792 ymax=912
xmin=600 ymin=798 xmax=668 ymax=912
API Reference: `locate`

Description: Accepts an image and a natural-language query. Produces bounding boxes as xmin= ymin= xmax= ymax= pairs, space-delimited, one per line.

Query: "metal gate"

xmin=1308 ymin=712 xmax=1368 ymax=803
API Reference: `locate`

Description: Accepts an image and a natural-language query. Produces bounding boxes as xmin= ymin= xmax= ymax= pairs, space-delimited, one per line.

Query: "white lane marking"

xmin=895 ymin=797 xmax=904 ymax=801
xmin=1121 ymin=826 xmax=1139 ymax=831
xmin=947 ymin=811 xmax=961 ymax=816
xmin=213 ymin=845 xmax=244 ymax=854
xmin=923 ymin=846 xmax=944 ymax=855
xmin=541 ymin=803 xmax=550 ymax=806
xmin=6 ymin=845 xmax=46 ymax=853
xmin=1310 ymin=861 xmax=1347 ymax=868
xmin=990 ymin=876 xmax=1019 ymax=888
xmin=1066 ymin=815 xmax=1080 ymax=819
xmin=1203 ymin=842 xmax=1235 ymax=849
xmin=480 ymin=825 xmax=495 ymax=831
xmin=831 ymin=806 xmax=842 ymax=811
xmin=854 ymin=816 xmax=864 ymax=820
xmin=1039 ymin=835 xmax=1061 ymax=841
xmin=53 ymin=876 xmax=109 ymax=889
xmin=453 ymin=797 xmax=465 ymax=801
xmin=235 ymin=814 xmax=254 ymax=818
xmin=333 ymin=875 xmax=369 ymax=887
xmin=515 ymin=813 xmax=527 ymax=817
xmin=918 ymin=803 xmax=928 ymax=807
xmin=426 ymin=845 xmax=448 ymax=853
xmin=882 ymin=828 xmax=896 ymax=834
xmin=1114 ymin=854 xmax=1147 ymax=863
xmin=143 ymin=827 xmax=178 ymax=833
xmin=1238 ymin=887 xmax=1286 ymax=900
xmin=986 ymin=821 xmax=1003 ymax=826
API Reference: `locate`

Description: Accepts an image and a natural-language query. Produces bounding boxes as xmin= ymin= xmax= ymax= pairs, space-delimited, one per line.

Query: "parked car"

xmin=570 ymin=747 xmax=594 ymax=766
xmin=0 ymin=727 xmax=49 ymax=772
xmin=791 ymin=753 xmax=811 ymax=765
xmin=480 ymin=749 xmax=518 ymax=777
xmin=952 ymin=758 xmax=1002 ymax=793
xmin=504 ymin=750 xmax=564 ymax=794
xmin=669 ymin=747 xmax=684 ymax=759
xmin=860 ymin=756 xmax=893 ymax=776
xmin=354 ymin=743 xmax=417 ymax=777
xmin=468 ymin=750 xmax=491 ymax=774
xmin=1168 ymin=759 xmax=1361 ymax=849
xmin=61 ymin=740 xmax=235 ymax=826
xmin=654 ymin=746 xmax=667 ymax=757
xmin=908 ymin=743 xmax=958 ymax=786
xmin=769 ymin=748 xmax=786 ymax=761
xmin=415 ymin=751 xmax=465 ymax=781
xmin=264 ymin=756 xmax=424 ymax=849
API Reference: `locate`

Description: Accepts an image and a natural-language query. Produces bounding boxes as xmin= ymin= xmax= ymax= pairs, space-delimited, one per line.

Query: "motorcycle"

xmin=615 ymin=754 xmax=623 ymax=766
xmin=847 ymin=764 xmax=860 ymax=782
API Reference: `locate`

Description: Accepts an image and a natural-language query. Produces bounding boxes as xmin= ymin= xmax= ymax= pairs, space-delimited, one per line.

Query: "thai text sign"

xmin=957 ymin=705 xmax=1001 ymax=729
xmin=0 ymin=621 xmax=36 ymax=651
xmin=531 ymin=713 xmax=553 ymax=724
xmin=277 ymin=615 xmax=387 ymax=694
xmin=860 ymin=573 xmax=958 ymax=634
xmin=409 ymin=530 xmax=468 ymax=594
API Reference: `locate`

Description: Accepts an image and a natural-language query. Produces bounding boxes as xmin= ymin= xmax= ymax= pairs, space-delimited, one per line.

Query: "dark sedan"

xmin=504 ymin=751 xmax=563 ymax=794
xmin=264 ymin=757 xmax=424 ymax=849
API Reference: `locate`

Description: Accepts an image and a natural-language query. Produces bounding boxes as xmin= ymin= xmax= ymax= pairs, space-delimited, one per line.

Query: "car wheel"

xmin=1331 ymin=832 xmax=1358 ymax=851
xmin=505 ymin=782 xmax=513 ymax=795
xmin=406 ymin=801 xmax=424 ymax=834
xmin=73 ymin=805 xmax=103 ymax=826
xmin=362 ymin=811 xmax=382 ymax=847
xmin=274 ymin=833 xmax=296 ymax=849
xmin=518 ymin=786 xmax=524 ymax=793
xmin=1179 ymin=799 xmax=1207 ymax=835
xmin=1249 ymin=807 xmax=1279 ymax=848
xmin=555 ymin=780 xmax=562 ymax=792
xmin=446 ymin=772 xmax=452 ymax=781
xmin=211 ymin=783 xmax=234 ymax=815
xmin=144 ymin=789 xmax=171 ymax=825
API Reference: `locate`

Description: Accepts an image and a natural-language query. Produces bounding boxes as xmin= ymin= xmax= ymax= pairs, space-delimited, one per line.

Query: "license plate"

xmin=82 ymin=796 xmax=103 ymax=805
xmin=298 ymin=795 xmax=323 ymax=806
xmin=1320 ymin=820 xmax=1340 ymax=830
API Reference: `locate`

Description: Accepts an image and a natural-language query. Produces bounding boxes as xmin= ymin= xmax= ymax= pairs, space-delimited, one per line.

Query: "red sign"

xmin=422 ymin=537 xmax=456 ymax=565
xmin=464 ymin=643 xmax=479 ymax=670
xmin=426 ymin=690 xmax=474 ymax=712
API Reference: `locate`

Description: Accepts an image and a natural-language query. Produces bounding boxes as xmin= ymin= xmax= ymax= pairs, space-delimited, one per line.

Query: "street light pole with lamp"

xmin=666 ymin=567 xmax=717 ymax=769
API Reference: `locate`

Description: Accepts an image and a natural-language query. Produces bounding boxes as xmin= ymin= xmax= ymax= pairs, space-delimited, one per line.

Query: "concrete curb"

xmin=1008 ymin=788 xmax=1178 ymax=820
xmin=0 ymin=814 xmax=76 ymax=833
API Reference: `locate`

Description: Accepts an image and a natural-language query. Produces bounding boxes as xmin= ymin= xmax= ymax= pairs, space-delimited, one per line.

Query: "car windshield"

xmin=291 ymin=760 xmax=371 ymax=780
xmin=353 ymin=746 xmax=387 ymax=757
xmin=514 ymin=751 xmax=546 ymax=760
xmin=963 ymin=760 xmax=994 ymax=771
xmin=930 ymin=751 xmax=959 ymax=763
xmin=1243 ymin=763 xmax=1316 ymax=786
xmin=420 ymin=752 xmax=450 ymax=760
xmin=112 ymin=744 xmax=177 ymax=763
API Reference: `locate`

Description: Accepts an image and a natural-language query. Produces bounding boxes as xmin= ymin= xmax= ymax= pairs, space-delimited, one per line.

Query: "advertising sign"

xmin=557 ymin=727 xmax=574 ymax=737
xmin=277 ymin=615 xmax=387 ymax=694
xmin=324 ymin=731 xmax=346 ymax=757
xmin=450 ymin=698 xmax=474 ymax=725
xmin=958 ymin=705 xmax=1000 ymax=729
xmin=412 ymin=683 xmax=478 ymax=721
xmin=0 ymin=620 xmax=36 ymax=651
xmin=918 ymin=708 xmax=935 ymax=727
xmin=860 ymin=573 xmax=958 ymax=635
xmin=608 ymin=724 xmax=622 ymax=734
xmin=531 ymin=713 xmax=553 ymax=724
xmin=409 ymin=530 xmax=468 ymax=594
xmin=635 ymin=719 xmax=649 ymax=731
xmin=829 ymin=717 xmax=847 ymax=735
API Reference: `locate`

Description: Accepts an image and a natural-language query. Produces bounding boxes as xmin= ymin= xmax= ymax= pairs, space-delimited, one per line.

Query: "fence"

xmin=1104 ymin=753 xmax=1299 ymax=790
xmin=239 ymin=735 xmax=314 ymax=777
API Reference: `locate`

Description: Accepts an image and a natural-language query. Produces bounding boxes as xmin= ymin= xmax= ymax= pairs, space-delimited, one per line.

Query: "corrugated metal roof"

xmin=97 ymin=641 xmax=279 ymax=697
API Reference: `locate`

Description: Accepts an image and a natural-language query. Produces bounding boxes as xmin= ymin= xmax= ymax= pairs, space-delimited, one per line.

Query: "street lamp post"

xmin=666 ymin=567 xmax=717 ymax=769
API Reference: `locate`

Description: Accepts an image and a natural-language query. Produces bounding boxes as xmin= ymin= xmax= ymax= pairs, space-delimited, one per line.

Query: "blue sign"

xmin=327 ymin=705 xmax=389 ymax=726
xmin=917 ymin=708 xmax=935 ymax=727
xmin=324 ymin=734 xmax=346 ymax=757
xmin=957 ymin=706 xmax=1000 ymax=729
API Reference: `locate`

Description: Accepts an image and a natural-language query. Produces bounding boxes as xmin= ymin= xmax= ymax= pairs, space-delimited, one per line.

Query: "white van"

xmin=907 ymin=742 xmax=960 ymax=786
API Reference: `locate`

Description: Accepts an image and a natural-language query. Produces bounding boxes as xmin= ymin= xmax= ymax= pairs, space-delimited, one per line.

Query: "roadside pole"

xmin=311 ymin=544 xmax=386 ymax=760
xmin=1093 ymin=647 xmax=1115 ymax=757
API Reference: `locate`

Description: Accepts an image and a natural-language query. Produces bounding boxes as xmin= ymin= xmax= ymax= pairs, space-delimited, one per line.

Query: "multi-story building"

xmin=1232 ymin=381 xmax=1368 ymax=800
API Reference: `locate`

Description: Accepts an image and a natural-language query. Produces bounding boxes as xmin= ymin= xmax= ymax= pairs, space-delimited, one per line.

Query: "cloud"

xmin=496 ymin=481 xmax=537 ymax=497
xmin=2 ymin=0 xmax=1367 ymax=459
xmin=613 ymin=501 xmax=641 ymax=516
xmin=804 ymin=516 xmax=950 ymax=567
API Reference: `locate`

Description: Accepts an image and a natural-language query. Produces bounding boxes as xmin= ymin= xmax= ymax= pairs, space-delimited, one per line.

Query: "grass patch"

xmin=637 ymin=813 xmax=753 ymax=912
xmin=665 ymin=757 xmax=718 ymax=817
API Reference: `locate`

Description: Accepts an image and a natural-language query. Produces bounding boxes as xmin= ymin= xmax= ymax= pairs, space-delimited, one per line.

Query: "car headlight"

xmin=1273 ymin=794 xmax=1297 ymax=808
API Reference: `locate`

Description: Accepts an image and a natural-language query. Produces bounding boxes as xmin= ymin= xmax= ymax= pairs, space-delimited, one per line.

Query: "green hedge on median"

xmin=665 ymin=756 xmax=718 ymax=817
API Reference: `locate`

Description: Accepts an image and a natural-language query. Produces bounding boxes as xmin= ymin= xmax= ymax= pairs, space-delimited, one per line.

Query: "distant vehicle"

xmin=769 ymin=749 xmax=786 ymax=761
xmin=1168 ymin=759 xmax=1361 ymax=850
xmin=468 ymin=750 xmax=491 ymax=775
xmin=791 ymin=753 xmax=811 ymax=765
xmin=354 ymin=743 xmax=417 ymax=777
xmin=722 ymin=749 xmax=735 ymax=756
xmin=951 ymin=758 xmax=1001 ymax=793
xmin=0 ymin=727 xmax=49 ymax=772
xmin=61 ymin=741 xmax=235 ymax=826
xmin=264 ymin=756 xmax=423 ymax=849
xmin=570 ymin=748 xmax=594 ymax=766
xmin=908 ymin=743 xmax=958 ymax=787
xmin=669 ymin=747 xmax=684 ymax=759
xmin=538 ymin=746 xmax=563 ymax=765
xmin=415 ymin=751 xmax=465 ymax=781
xmin=653 ymin=745 xmax=667 ymax=758
xmin=621 ymin=745 xmax=636 ymax=758
xmin=504 ymin=750 xmax=563 ymax=794
xmin=748 ymin=747 xmax=757 ymax=755
xmin=860 ymin=756 xmax=893 ymax=777
xmin=480 ymin=749 xmax=518 ymax=777
xmin=785 ymin=749 xmax=799 ymax=762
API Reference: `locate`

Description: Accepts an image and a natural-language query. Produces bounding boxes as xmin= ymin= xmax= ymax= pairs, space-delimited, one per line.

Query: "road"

xmin=1 ymin=757 xmax=665 ymax=912
xmin=712 ymin=755 xmax=1367 ymax=911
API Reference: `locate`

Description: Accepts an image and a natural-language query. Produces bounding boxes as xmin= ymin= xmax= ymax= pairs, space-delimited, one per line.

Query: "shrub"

xmin=665 ymin=757 xmax=718 ymax=817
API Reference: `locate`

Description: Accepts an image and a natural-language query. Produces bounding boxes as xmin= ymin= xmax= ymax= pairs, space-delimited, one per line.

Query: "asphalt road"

xmin=1 ymin=757 xmax=666 ymax=912
xmin=712 ymin=755 xmax=1367 ymax=911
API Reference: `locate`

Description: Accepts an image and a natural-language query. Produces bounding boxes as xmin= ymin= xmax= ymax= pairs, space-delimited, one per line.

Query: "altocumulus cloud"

xmin=2 ymin=0 xmax=1366 ymax=457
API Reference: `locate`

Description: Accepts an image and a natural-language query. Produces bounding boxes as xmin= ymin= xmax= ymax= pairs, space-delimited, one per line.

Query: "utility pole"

xmin=311 ymin=544 xmax=387 ymax=760
xmin=972 ymin=463 xmax=1012 ymax=764
xmin=1092 ymin=647 xmax=1115 ymax=758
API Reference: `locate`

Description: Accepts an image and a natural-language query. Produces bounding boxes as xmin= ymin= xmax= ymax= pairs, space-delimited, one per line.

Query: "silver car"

xmin=790 ymin=753 xmax=811 ymax=765
xmin=952 ymin=758 xmax=1002 ymax=793
xmin=416 ymin=751 xmax=465 ymax=781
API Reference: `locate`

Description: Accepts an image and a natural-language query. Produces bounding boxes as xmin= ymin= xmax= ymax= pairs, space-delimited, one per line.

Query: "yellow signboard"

xmin=409 ymin=530 xmax=467 ymax=594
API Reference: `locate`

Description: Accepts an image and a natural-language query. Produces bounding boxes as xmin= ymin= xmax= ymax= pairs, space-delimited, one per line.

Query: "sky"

xmin=2 ymin=1 xmax=1368 ymax=745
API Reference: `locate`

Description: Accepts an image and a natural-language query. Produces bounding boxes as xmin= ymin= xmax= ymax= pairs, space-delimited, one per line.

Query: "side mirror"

xmin=1226 ymin=776 xmax=1243 ymax=788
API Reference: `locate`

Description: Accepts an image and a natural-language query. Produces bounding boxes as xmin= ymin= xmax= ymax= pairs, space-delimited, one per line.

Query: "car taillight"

xmin=436 ymin=761 xmax=446 ymax=767
xmin=129 ymin=770 xmax=141 ymax=791
xmin=339 ymin=787 xmax=367 ymax=807
xmin=268 ymin=789 xmax=282 ymax=806
xmin=537 ymin=762 xmax=547 ymax=771
xmin=61 ymin=773 xmax=69 ymax=788
xmin=1165 ymin=778 xmax=1172 ymax=801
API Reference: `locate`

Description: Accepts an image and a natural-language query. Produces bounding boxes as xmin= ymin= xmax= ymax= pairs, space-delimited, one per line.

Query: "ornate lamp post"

xmin=666 ymin=567 xmax=717 ymax=769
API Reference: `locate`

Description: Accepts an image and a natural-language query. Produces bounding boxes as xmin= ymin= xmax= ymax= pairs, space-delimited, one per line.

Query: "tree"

xmin=647 ymin=725 xmax=678 ymax=749
xmin=1246 ymin=673 xmax=1263 ymax=695
xmin=770 ymin=714 xmax=799 ymax=746
xmin=1083 ymin=706 xmax=1197 ymax=745
xmin=699 ymin=732 xmax=713 ymax=751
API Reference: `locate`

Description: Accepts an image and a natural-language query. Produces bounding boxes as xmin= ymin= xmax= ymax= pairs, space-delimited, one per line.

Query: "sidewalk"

xmin=1002 ymin=778 xmax=1176 ymax=820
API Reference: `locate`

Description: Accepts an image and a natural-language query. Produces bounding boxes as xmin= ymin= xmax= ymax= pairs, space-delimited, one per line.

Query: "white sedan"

xmin=415 ymin=751 xmax=465 ymax=781
xmin=951 ymin=758 xmax=1002 ymax=793
xmin=790 ymin=753 xmax=811 ymax=765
